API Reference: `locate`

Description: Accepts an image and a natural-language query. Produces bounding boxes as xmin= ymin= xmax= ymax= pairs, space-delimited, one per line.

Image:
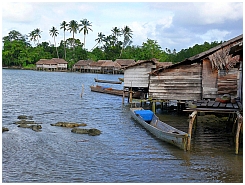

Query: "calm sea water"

xmin=2 ymin=69 xmax=243 ymax=183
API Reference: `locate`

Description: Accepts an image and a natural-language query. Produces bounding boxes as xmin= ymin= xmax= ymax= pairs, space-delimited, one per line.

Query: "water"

xmin=2 ymin=69 xmax=243 ymax=183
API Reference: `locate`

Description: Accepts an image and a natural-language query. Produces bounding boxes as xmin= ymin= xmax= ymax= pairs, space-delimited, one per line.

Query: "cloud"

xmin=2 ymin=2 xmax=243 ymax=52
xmin=199 ymin=29 xmax=230 ymax=42
xmin=198 ymin=2 xmax=243 ymax=25
xmin=2 ymin=2 xmax=37 ymax=23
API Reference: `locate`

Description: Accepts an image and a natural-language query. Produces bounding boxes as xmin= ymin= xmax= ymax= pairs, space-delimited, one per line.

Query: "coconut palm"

xmin=49 ymin=26 xmax=59 ymax=58
xmin=79 ymin=19 xmax=93 ymax=49
xmin=34 ymin=28 xmax=42 ymax=45
xmin=67 ymin=20 xmax=79 ymax=51
xmin=91 ymin=32 xmax=105 ymax=51
xmin=120 ymin=26 xmax=133 ymax=57
xmin=60 ymin=21 xmax=68 ymax=59
xmin=28 ymin=30 xmax=37 ymax=46
xmin=111 ymin=27 xmax=122 ymax=43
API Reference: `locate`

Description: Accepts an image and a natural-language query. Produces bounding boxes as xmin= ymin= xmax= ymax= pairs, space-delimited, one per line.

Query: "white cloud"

xmin=2 ymin=2 xmax=36 ymax=23
xmin=198 ymin=2 xmax=243 ymax=25
xmin=199 ymin=29 xmax=230 ymax=42
xmin=1 ymin=2 xmax=243 ymax=52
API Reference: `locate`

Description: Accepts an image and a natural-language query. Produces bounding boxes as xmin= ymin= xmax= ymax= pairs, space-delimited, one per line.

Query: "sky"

xmin=1 ymin=1 xmax=243 ymax=52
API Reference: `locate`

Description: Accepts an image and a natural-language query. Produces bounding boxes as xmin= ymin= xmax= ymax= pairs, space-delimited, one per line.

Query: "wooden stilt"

xmin=122 ymin=87 xmax=125 ymax=105
xmin=129 ymin=87 xmax=133 ymax=104
xmin=161 ymin=102 xmax=164 ymax=110
xmin=152 ymin=101 xmax=156 ymax=113
xmin=235 ymin=111 xmax=243 ymax=154
xmin=187 ymin=111 xmax=197 ymax=151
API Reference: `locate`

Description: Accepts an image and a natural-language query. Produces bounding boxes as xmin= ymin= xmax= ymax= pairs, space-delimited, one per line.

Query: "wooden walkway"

xmin=186 ymin=100 xmax=242 ymax=113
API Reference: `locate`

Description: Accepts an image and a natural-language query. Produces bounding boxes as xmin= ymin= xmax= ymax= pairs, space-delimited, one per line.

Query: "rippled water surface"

xmin=2 ymin=69 xmax=243 ymax=183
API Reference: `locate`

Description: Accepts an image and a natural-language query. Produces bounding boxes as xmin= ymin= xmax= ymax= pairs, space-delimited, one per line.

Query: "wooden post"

xmin=187 ymin=111 xmax=197 ymax=151
xmin=235 ymin=111 xmax=243 ymax=154
xmin=122 ymin=87 xmax=125 ymax=105
xmin=129 ymin=87 xmax=133 ymax=104
xmin=152 ymin=101 xmax=156 ymax=113
xmin=161 ymin=101 xmax=163 ymax=110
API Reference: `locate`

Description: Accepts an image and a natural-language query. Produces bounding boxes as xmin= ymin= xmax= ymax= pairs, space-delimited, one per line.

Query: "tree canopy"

xmin=2 ymin=19 xmax=223 ymax=69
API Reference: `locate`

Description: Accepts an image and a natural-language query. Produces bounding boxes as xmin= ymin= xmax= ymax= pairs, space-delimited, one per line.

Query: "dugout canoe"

xmin=130 ymin=107 xmax=188 ymax=150
xmin=94 ymin=78 xmax=122 ymax=84
xmin=90 ymin=85 xmax=141 ymax=98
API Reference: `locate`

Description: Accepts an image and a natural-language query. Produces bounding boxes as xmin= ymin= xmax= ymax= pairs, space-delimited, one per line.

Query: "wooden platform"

xmin=185 ymin=100 xmax=242 ymax=113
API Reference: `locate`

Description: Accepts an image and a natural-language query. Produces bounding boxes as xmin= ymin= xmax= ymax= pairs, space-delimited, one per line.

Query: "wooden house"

xmin=36 ymin=58 xmax=68 ymax=71
xmin=89 ymin=60 xmax=106 ymax=73
xmin=123 ymin=59 xmax=158 ymax=100
xmin=149 ymin=34 xmax=243 ymax=102
xmin=100 ymin=60 xmax=121 ymax=74
xmin=73 ymin=59 xmax=94 ymax=72
xmin=115 ymin=59 xmax=136 ymax=69
xmin=52 ymin=58 xmax=68 ymax=71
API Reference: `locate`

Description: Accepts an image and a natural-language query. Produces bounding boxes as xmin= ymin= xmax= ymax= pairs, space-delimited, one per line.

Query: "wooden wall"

xmin=149 ymin=63 xmax=202 ymax=100
xmin=217 ymin=67 xmax=238 ymax=97
xmin=202 ymin=59 xmax=218 ymax=99
xmin=124 ymin=62 xmax=156 ymax=88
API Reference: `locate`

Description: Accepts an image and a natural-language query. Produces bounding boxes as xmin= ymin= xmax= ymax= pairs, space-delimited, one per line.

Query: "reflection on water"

xmin=2 ymin=69 xmax=243 ymax=183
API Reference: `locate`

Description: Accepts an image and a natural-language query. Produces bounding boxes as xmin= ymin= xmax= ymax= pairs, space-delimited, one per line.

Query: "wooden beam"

xmin=187 ymin=111 xmax=197 ymax=151
xmin=235 ymin=111 xmax=243 ymax=154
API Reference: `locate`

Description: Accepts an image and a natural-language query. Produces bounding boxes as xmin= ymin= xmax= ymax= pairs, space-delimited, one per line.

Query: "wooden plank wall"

xmin=202 ymin=59 xmax=218 ymax=99
xmin=149 ymin=63 xmax=202 ymax=100
xmin=124 ymin=63 xmax=156 ymax=88
xmin=217 ymin=68 xmax=238 ymax=97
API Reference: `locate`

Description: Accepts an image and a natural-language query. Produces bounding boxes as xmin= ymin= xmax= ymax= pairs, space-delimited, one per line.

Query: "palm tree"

xmin=34 ymin=28 xmax=42 ymax=45
xmin=60 ymin=21 xmax=68 ymax=59
xmin=91 ymin=32 xmax=105 ymax=51
xmin=79 ymin=19 xmax=93 ymax=49
xmin=49 ymin=26 xmax=59 ymax=58
xmin=120 ymin=26 xmax=133 ymax=57
xmin=67 ymin=20 xmax=79 ymax=51
xmin=28 ymin=30 xmax=37 ymax=46
xmin=111 ymin=27 xmax=122 ymax=44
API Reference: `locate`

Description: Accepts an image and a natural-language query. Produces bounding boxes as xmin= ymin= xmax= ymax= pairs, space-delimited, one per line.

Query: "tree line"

xmin=2 ymin=19 xmax=223 ymax=69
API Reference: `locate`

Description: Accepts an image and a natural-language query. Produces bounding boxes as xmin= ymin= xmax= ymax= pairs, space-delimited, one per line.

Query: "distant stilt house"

xmin=100 ymin=60 xmax=121 ymax=74
xmin=115 ymin=59 xmax=136 ymax=72
xmin=36 ymin=58 xmax=68 ymax=71
xmin=89 ymin=60 xmax=106 ymax=73
xmin=73 ymin=59 xmax=94 ymax=72
xmin=149 ymin=34 xmax=243 ymax=104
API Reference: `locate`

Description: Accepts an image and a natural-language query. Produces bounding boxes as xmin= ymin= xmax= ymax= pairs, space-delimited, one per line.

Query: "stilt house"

xmin=149 ymin=34 xmax=243 ymax=103
xmin=100 ymin=60 xmax=121 ymax=74
xmin=36 ymin=58 xmax=68 ymax=71
xmin=115 ymin=59 xmax=136 ymax=68
xmin=89 ymin=60 xmax=106 ymax=73
xmin=123 ymin=59 xmax=158 ymax=98
xmin=73 ymin=59 xmax=94 ymax=72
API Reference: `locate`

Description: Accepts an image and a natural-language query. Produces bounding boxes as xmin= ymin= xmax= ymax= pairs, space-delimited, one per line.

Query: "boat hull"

xmin=130 ymin=107 xmax=188 ymax=150
xmin=94 ymin=78 xmax=122 ymax=84
xmin=90 ymin=85 xmax=141 ymax=98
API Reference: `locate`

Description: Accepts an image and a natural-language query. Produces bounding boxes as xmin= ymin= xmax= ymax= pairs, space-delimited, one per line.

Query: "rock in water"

xmin=50 ymin=122 xmax=87 ymax=128
xmin=2 ymin=127 xmax=9 ymax=132
xmin=71 ymin=128 xmax=101 ymax=136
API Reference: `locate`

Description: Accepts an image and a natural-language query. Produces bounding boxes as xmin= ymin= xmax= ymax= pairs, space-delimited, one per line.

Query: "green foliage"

xmin=2 ymin=28 xmax=223 ymax=68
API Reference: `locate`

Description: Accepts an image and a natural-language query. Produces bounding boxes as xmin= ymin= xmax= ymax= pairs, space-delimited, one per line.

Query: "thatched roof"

xmin=74 ymin=59 xmax=93 ymax=66
xmin=155 ymin=62 xmax=173 ymax=68
xmin=114 ymin=59 xmax=135 ymax=66
xmin=123 ymin=59 xmax=158 ymax=70
xmin=52 ymin=58 xmax=68 ymax=64
xmin=89 ymin=60 xmax=106 ymax=67
xmin=150 ymin=34 xmax=242 ymax=74
xmin=101 ymin=61 xmax=121 ymax=68
xmin=36 ymin=58 xmax=68 ymax=65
